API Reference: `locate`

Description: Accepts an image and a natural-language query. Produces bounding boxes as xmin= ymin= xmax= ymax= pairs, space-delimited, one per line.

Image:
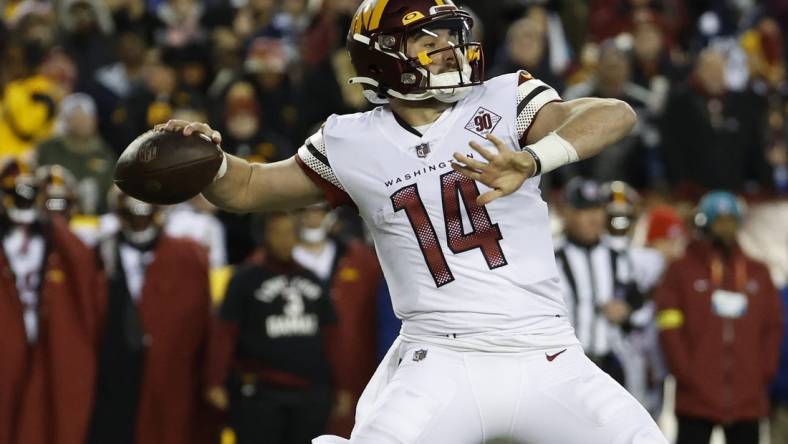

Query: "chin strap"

xmin=348 ymin=74 xmax=472 ymax=104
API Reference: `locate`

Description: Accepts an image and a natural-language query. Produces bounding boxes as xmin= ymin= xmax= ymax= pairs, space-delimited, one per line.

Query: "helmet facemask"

xmin=404 ymin=19 xmax=480 ymax=102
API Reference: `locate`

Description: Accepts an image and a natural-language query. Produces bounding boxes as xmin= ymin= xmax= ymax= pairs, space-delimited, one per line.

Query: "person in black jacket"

xmin=660 ymin=46 xmax=771 ymax=197
xmin=205 ymin=211 xmax=336 ymax=444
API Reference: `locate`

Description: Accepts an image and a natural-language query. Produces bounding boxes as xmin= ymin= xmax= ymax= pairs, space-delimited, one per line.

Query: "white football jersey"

xmin=297 ymin=72 xmax=577 ymax=346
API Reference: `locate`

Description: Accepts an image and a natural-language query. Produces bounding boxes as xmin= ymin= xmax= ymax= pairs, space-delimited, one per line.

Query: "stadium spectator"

xmin=298 ymin=32 xmax=371 ymax=139
xmin=219 ymin=79 xmax=294 ymax=162
xmin=767 ymin=0 xmax=788 ymax=51
xmin=739 ymin=17 xmax=787 ymax=193
xmin=117 ymin=54 xmax=181 ymax=147
xmin=588 ymin=0 xmax=687 ymax=49
xmin=631 ymin=12 xmax=684 ymax=89
xmin=60 ymin=0 xmax=116 ymax=89
xmin=165 ymin=194 xmax=228 ymax=269
xmin=488 ymin=15 xmax=566 ymax=93
xmin=36 ymin=93 xmax=115 ymax=215
xmin=245 ymin=36 xmax=301 ymax=141
xmin=644 ymin=204 xmax=688 ymax=263
xmin=772 ymin=286 xmax=788 ymax=444
xmin=205 ymin=212 xmax=336 ymax=444
xmin=163 ymin=43 xmax=213 ymax=98
xmin=152 ymin=0 xmax=208 ymax=48
xmin=564 ymin=40 xmax=656 ymax=187
xmin=0 ymin=157 xmax=104 ymax=444
xmin=93 ymin=30 xmax=148 ymax=132
xmin=655 ymin=191 xmax=783 ymax=444
xmin=211 ymin=78 xmax=296 ymax=265
xmin=272 ymin=0 xmax=312 ymax=49
xmin=88 ymin=187 xmax=213 ymax=444
xmin=300 ymin=0 xmax=360 ymax=67
xmin=660 ymin=46 xmax=772 ymax=197
xmin=0 ymin=18 xmax=69 ymax=158
xmin=230 ymin=0 xmax=279 ymax=43
xmin=207 ymin=27 xmax=244 ymax=102
xmin=105 ymin=0 xmax=156 ymax=40
xmin=292 ymin=204 xmax=382 ymax=437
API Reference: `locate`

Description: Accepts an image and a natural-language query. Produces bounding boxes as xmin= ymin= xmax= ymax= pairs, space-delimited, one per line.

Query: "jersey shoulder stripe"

xmin=296 ymin=129 xmax=345 ymax=191
xmin=515 ymin=70 xmax=562 ymax=146
xmin=295 ymin=128 xmax=355 ymax=208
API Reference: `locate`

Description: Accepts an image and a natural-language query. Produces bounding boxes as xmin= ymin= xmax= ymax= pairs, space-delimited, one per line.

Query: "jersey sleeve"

xmin=295 ymin=128 xmax=354 ymax=208
xmin=515 ymin=70 xmax=562 ymax=147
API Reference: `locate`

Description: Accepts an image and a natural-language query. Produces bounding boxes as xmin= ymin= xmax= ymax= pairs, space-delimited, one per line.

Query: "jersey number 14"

xmin=391 ymin=171 xmax=508 ymax=287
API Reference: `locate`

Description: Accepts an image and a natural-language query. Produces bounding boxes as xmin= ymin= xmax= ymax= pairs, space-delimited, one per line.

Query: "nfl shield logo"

xmin=416 ymin=143 xmax=430 ymax=158
xmin=413 ymin=349 xmax=428 ymax=362
xmin=137 ymin=141 xmax=158 ymax=163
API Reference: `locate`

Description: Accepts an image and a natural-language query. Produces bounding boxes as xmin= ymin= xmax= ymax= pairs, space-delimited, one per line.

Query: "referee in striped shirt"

xmin=554 ymin=178 xmax=658 ymax=387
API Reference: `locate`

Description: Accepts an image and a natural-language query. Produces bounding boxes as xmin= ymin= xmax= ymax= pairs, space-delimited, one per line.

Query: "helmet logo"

xmin=402 ymin=11 xmax=425 ymax=25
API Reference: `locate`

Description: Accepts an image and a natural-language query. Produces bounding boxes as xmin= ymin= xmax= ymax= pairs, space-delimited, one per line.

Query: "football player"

xmin=156 ymin=0 xmax=666 ymax=442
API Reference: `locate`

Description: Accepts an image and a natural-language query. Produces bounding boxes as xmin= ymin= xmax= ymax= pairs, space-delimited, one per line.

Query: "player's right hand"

xmin=155 ymin=119 xmax=223 ymax=145
xmin=452 ymin=133 xmax=536 ymax=205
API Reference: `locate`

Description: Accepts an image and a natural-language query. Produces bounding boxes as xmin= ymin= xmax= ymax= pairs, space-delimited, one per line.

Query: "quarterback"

xmin=158 ymin=0 xmax=667 ymax=442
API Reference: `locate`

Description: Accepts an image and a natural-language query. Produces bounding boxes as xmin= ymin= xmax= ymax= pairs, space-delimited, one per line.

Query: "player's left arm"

xmin=452 ymin=98 xmax=636 ymax=205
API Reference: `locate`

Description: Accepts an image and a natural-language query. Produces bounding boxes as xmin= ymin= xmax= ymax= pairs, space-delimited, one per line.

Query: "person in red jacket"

xmin=87 ymin=187 xmax=213 ymax=444
xmin=655 ymin=191 xmax=783 ymax=444
xmin=0 ymin=157 xmax=104 ymax=444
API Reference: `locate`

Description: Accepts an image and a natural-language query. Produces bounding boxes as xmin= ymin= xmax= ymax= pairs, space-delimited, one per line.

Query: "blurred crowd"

xmin=1 ymin=0 xmax=787 ymax=443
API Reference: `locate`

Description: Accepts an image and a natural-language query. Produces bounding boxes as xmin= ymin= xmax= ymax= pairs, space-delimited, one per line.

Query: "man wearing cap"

xmin=655 ymin=191 xmax=783 ymax=444
xmin=35 ymin=93 xmax=115 ymax=215
xmin=645 ymin=204 xmax=688 ymax=263
xmin=555 ymin=178 xmax=662 ymax=390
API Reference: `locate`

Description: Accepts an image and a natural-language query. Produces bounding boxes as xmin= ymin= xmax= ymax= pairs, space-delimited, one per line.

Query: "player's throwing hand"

xmin=155 ymin=119 xmax=223 ymax=145
xmin=452 ymin=133 xmax=536 ymax=206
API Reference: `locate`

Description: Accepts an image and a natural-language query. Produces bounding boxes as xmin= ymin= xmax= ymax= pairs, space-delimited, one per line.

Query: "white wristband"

xmin=523 ymin=131 xmax=579 ymax=176
xmin=213 ymin=151 xmax=228 ymax=181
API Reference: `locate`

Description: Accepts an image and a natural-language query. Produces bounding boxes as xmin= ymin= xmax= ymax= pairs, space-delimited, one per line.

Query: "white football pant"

xmin=314 ymin=341 xmax=667 ymax=444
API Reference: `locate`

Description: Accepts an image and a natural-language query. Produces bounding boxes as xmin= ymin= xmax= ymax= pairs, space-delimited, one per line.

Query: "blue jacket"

xmin=772 ymin=288 xmax=788 ymax=404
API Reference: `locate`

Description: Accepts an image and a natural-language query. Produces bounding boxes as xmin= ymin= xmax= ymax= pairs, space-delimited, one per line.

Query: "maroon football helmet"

xmin=35 ymin=164 xmax=79 ymax=219
xmin=108 ymin=186 xmax=163 ymax=248
xmin=347 ymin=0 xmax=484 ymax=104
xmin=0 ymin=157 xmax=40 ymax=225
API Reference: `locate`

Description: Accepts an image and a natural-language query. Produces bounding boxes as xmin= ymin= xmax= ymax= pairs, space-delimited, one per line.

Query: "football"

xmin=114 ymin=130 xmax=223 ymax=205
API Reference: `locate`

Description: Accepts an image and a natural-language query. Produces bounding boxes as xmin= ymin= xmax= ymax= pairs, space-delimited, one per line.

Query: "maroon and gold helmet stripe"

xmin=351 ymin=0 xmax=458 ymax=34
xmin=368 ymin=0 xmax=390 ymax=31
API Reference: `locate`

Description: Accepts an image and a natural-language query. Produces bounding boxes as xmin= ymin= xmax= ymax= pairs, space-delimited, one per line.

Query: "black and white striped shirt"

xmin=554 ymin=236 xmax=664 ymax=357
